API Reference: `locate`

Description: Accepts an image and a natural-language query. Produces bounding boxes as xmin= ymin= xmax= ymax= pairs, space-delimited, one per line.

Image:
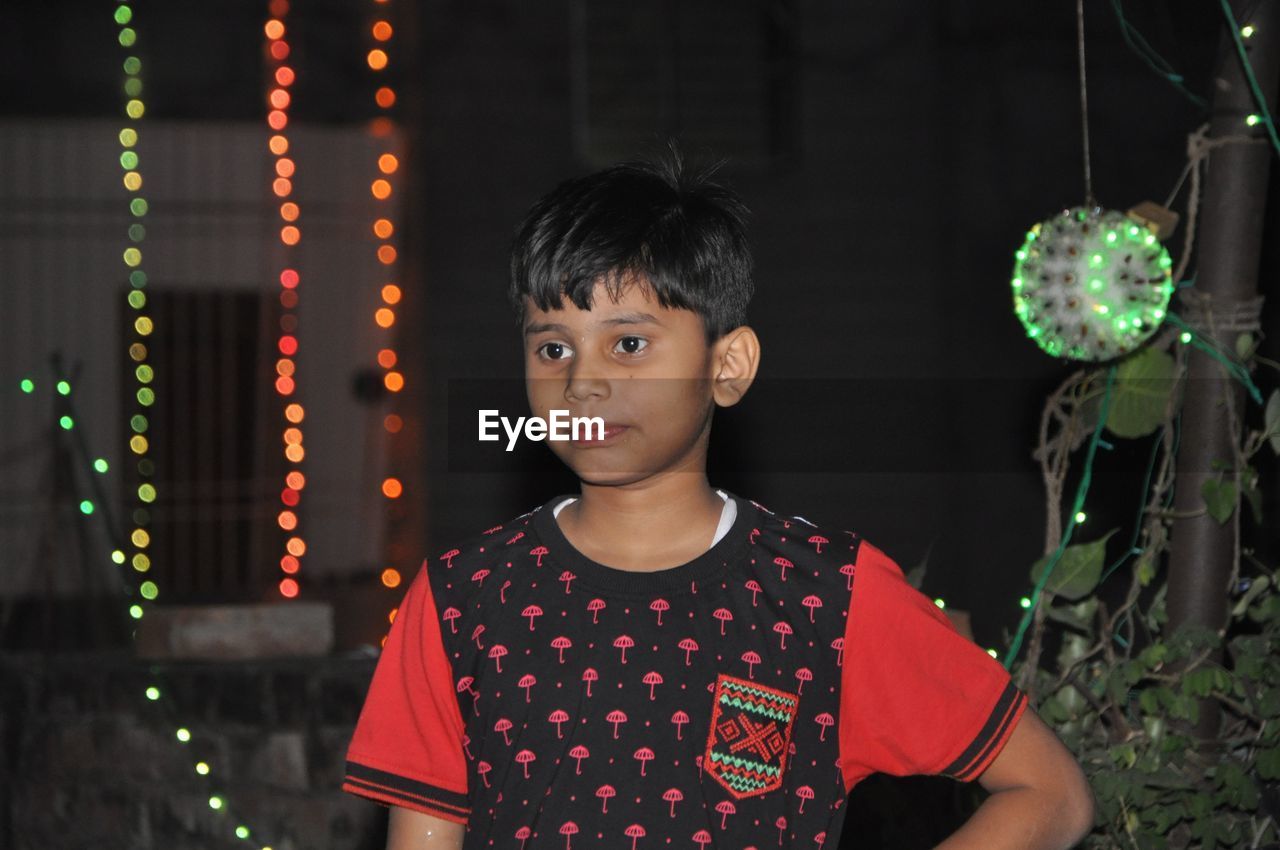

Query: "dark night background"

xmin=2 ymin=0 xmax=1277 ymax=847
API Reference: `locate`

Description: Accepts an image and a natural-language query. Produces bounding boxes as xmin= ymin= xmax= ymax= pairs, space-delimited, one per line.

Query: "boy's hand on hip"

xmin=937 ymin=708 xmax=1096 ymax=850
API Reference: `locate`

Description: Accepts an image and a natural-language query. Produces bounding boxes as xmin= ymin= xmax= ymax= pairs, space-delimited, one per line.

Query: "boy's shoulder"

xmin=737 ymin=493 xmax=871 ymax=564
xmin=426 ymin=499 xmax=548 ymax=576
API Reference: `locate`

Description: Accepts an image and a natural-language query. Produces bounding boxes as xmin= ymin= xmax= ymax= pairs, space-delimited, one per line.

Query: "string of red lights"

xmin=265 ymin=1 xmax=308 ymax=599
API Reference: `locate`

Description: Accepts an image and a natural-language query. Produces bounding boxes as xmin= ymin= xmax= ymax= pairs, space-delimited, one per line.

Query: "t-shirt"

xmin=342 ymin=491 xmax=1028 ymax=849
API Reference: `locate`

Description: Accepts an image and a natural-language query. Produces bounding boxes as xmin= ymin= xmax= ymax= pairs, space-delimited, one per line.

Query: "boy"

xmin=342 ymin=152 xmax=1096 ymax=849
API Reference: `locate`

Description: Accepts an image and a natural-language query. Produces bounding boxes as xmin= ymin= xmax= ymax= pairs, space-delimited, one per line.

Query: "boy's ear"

xmin=710 ymin=326 xmax=761 ymax=408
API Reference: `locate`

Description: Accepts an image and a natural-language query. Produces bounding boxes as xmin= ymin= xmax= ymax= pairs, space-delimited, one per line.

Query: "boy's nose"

xmin=564 ymin=359 xmax=610 ymax=403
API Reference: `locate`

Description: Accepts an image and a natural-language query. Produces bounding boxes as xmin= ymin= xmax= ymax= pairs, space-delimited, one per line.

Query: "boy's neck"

xmin=555 ymin=476 xmax=727 ymax=572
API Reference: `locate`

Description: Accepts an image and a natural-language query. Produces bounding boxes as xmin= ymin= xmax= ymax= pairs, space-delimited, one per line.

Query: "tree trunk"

xmin=1165 ymin=0 xmax=1279 ymax=743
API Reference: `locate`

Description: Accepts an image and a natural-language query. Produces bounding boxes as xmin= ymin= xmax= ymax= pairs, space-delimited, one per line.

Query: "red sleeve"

xmin=838 ymin=540 xmax=1028 ymax=793
xmin=342 ymin=562 xmax=471 ymax=824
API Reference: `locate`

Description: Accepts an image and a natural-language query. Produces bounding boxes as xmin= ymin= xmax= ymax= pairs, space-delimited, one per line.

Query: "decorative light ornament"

xmin=1011 ymin=207 xmax=1173 ymax=361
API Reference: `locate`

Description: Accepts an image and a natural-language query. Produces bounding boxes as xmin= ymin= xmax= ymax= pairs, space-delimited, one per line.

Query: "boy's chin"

xmin=555 ymin=454 xmax=660 ymax=487
xmin=565 ymin=467 xmax=656 ymax=487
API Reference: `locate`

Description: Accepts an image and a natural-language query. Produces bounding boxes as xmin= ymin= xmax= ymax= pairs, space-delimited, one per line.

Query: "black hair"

xmin=508 ymin=147 xmax=754 ymax=342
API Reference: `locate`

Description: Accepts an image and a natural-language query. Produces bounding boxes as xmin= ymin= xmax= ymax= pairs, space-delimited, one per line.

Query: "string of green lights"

xmin=1166 ymin=311 xmax=1265 ymax=405
xmin=16 ymin=374 xmax=268 ymax=845
xmin=1218 ymin=0 xmax=1280 ymax=159
xmin=108 ymin=3 xmax=276 ymax=847
xmin=1109 ymin=0 xmax=1208 ymax=108
xmin=113 ymin=1 xmax=159 ymax=617
xmin=1002 ymin=365 xmax=1118 ymax=671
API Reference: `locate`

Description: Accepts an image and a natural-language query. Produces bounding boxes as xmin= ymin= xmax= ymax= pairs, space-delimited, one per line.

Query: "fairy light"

xmin=266 ymin=0 xmax=307 ymax=599
xmin=89 ymin=7 xmax=277 ymax=847
xmin=114 ymin=1 xmax=158 ymax=620
xmin=366 ymin=0 xmax=408 ymax=605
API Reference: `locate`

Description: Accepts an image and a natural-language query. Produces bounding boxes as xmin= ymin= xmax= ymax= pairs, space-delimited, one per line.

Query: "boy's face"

xmin=522 ymin=277 xmax=721 ymax=486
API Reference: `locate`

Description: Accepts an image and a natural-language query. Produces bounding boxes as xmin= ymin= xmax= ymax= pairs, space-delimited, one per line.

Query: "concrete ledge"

xmin=135 ymin=603 xmax=334 ymax=660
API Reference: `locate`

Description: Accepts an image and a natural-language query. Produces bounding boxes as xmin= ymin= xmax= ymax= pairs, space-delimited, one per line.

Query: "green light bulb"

xmin=57 ymin=381 xmax=71 ymax=395
xmin=1019 ymin=597 xmax=1032 ymax=609
xmin=20 ymin=379 xmax=34 ymax=393
xmin=94 ymin=458 xmax=109 ymax=473
xmin=145 ymin=686 xmax=160 ymax=700
xmin=80 ymin=500 xmax=95 ymax=515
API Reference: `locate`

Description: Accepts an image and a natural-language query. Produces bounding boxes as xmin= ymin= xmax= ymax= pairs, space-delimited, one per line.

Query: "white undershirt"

xmin=552 ymin=489 xmax=737 ymax=548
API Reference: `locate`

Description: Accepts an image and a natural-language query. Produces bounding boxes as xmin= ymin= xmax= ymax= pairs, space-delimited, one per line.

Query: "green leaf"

xmin=1136 ymin=552 xmax=1157 ymax=586
xmin=1106 ymin=347 xmax=1175 ymax=438
xmin=1266 ymin=390 xmax=1280 ymax=455
xmin=1138 ymin=643 xmax=1167 ymax=670
xmin=1243 ymin=481 xmax=1263 ymax=525
xmin=1030 ymin=529 xmax=1118 ymax=601
xmin=1201 ymin=478 xmax=1236 ymax=524
xmin=1235 ymin=332 xmax=1256 ymax=360
xmin=1043 ymin=603 xmax=1090 ymax=630
xmin=1259 ymin=748 xmax=1280 ymax=780
xmin=1231 ymin=575 xmax=1270 ymax=619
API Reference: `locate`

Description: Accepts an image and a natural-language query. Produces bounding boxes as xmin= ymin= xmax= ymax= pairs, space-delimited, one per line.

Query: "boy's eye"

xmin=537 ymin=341 xmax=572 ymax=361
xmin=615 ymin=336 xmax=648 ymax=355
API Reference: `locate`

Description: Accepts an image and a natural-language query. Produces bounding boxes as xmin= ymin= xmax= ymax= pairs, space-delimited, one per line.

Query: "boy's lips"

xmin=570 ymin=423 xmax=628 ymax=446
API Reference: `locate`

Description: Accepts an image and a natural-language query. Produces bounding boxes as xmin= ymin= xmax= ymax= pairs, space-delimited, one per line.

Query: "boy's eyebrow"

xmin=523 ymin=312 xmax=663 ymax=336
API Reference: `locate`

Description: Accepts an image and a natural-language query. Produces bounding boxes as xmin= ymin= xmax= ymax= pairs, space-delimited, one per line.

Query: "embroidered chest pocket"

xmin=702 ymin=673 xmax=800 ymax=798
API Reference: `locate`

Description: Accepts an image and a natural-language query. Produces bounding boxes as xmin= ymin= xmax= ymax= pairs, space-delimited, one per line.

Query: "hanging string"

xmin=1077 ymin=0 xmax=1096 ymax=208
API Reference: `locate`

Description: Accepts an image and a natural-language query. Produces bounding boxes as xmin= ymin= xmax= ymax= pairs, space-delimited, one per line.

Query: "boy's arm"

xmin=387 ymin=807 xmax=465 ymax=850
xmin=936 ymin=708 xmax=1096 ymax=850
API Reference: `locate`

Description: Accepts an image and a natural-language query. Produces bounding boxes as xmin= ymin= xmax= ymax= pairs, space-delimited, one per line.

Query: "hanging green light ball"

xmin=1011 ymin=207 xmax=1173 ymax=361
